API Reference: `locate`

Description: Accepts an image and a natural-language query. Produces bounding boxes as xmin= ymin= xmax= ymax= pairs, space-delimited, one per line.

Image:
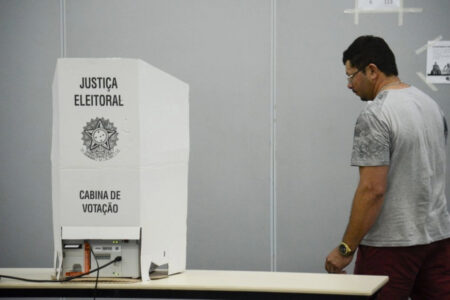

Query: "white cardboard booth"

xmin=51 ymin=58 xmax=189 ymax=281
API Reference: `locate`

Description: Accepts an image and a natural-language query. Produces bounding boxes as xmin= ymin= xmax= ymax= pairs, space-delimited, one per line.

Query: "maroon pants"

xmin=354 ymin=238 xmax=450 ymax=300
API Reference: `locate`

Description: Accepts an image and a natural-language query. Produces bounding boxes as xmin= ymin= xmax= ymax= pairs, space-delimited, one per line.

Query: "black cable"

xmin=90 ymin=243 xmax=100 ymax=300
xmin=0 ymin=256 xmax=121 ymax=283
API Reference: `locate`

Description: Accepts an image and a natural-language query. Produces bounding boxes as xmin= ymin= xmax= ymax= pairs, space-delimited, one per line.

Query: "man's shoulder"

xmin=361 ymin=93 xmax=388 ymax=116
xmin=369 ymin=86 xmax=426 ymax=111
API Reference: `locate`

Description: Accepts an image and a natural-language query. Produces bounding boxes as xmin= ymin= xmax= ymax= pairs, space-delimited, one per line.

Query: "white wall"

xmin=1 ymin=0 xmax=449 ymax=273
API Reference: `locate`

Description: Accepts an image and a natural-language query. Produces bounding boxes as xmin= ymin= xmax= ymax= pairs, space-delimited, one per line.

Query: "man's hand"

xmin=325 ymin=247 xmax=354 ymax=273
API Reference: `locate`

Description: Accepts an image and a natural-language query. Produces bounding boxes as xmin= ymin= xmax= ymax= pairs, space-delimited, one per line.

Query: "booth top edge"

xmin=57 ymin=57 xmax=142 ymax=62
xmin=54 ymin=57 xmax=189 ymax=86
xmin=56 ymin=57 xmax=150 ymax=67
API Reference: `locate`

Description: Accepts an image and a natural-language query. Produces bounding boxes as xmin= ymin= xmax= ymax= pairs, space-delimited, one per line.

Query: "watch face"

xmin=339 ymin=244 xmax=348 ymax=256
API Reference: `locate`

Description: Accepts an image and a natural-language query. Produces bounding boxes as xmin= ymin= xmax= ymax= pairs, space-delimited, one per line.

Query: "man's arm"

xmin=325 ymin=165 xmax=389 ymax=273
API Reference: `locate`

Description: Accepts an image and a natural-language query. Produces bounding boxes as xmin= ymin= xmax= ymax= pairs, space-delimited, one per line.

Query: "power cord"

xmin=0 ymin=256 xmax=121 ymax=283
xmin=90 ymin=243 xmax=100 ymax=300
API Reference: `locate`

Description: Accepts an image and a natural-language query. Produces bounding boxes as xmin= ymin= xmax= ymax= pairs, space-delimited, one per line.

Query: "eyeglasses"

xmin=346 ymin=69 xmax=361 ymax=84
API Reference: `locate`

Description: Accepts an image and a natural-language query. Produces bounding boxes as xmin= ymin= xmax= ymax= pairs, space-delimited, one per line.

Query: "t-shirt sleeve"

xmin=351 ymin=111 xmax=390 ymax=166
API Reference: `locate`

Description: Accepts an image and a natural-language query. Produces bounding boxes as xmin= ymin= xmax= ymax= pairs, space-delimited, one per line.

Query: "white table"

xmin=0 ymin=268 xmax=388 ymax=299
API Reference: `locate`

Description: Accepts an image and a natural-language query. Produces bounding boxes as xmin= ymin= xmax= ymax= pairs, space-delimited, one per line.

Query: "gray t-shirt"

xmin=351 ymin=86 xmax=450 ymax=247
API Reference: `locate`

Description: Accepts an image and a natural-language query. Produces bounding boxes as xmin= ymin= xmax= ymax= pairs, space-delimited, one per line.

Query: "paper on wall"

xmin=426 ymin=41 xmax=450 ymax=84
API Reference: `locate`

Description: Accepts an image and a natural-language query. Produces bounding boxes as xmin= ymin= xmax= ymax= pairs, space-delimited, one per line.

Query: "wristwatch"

xmin=338 ymin=242 xmax=354 ymax=257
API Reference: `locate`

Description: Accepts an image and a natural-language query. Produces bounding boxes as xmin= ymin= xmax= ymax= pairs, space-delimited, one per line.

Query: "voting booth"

xmin=51 ymin=58 xmax=189 ymax=281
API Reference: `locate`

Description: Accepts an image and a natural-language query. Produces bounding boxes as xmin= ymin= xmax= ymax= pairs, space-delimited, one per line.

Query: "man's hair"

xmin=343 ymin=35 xmax=398 ymax=76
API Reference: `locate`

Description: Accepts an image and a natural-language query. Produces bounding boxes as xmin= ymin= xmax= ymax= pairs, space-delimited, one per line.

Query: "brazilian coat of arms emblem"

xmin=82 ymin=117 xmax=119 ymax=161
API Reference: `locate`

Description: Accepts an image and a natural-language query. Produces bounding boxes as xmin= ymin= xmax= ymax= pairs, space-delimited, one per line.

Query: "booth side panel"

xmin=51 ymin=63 xmax=62 ymax=273
xmin=138 ymin=62 xmax=189 ymax=279
xmin=140 ymin=163 xmax=188 ymax=278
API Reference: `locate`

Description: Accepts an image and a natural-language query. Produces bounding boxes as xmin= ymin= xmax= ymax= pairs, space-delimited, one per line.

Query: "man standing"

xmin=325 ymin=35 xmax=450 ymax=299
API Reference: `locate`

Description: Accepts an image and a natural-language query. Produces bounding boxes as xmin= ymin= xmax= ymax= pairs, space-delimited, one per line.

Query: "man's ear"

xmin=366 ymin=63 xmax=379 ymax=80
